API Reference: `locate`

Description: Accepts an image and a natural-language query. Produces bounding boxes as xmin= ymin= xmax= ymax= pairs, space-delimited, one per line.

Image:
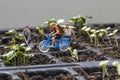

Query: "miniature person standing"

xmin=22 ymin=26 xmax=31 ymax=46
xmin=64 ymin=24 xmax=77 ymax=48
xmin=63 ymin=24 xmax=75 ymax=39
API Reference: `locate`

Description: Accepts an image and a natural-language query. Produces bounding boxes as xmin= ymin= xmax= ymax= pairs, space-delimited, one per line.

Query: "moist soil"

xmin=100 ymin=47 xmax=120 ymax=59
xmin=17 ymin=71 xmax=77 ymax=80
xmin=76 ymin=36 xmax=116 ymax=48
xmin=28 ymin=54 xmax=56 ymax=65
xmin=74 ymin=66 xmax=120 ymax=80
xmin=50 ymin=50 xmax=107 ymax=63
xmin=0 ymin=74 xmax=12 ymax=80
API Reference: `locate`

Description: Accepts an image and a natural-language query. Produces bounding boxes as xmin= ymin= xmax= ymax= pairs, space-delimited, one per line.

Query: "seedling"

xmin=6 ymin=29 xmax=16 ymax=35
xmin=99 ymin=27 xmax=112 ymax=45
xmin=67 ymin=47 xmax=78 ymax=60
xmin=44 ymin=18 xmax=64 ymax=26
xmin=99 ymin=60 xmax=109 ymax=80
xmin=108 ymin=29 xmax=118 ymax=47
xmin=90 ymin=29 xmax=104 ymax=47
xmin=112 ymin=61 xmax=120 ymax=76
xmin=3 ymin=30 xmax=30 ymax=65
xmin=36 ymin=25 xmax=45 ymax=36
xmin=3 ymin=43 xmax=31 ymax=66
xmin=81 ymin=26 xmax=93 ymax=43
xmin=6 ymin=29 xmax=24 ymax=44
xmin=70 ymin=15 xmax=86 ymax=35
xmin=70 ymin=15 xmax=86 ymax=27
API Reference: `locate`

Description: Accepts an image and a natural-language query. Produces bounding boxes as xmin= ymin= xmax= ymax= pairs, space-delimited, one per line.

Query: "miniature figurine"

xmin=49 ymin=22 xmax=62 ymax=47
xmin=22 ymin=26 xmax=31 ymax=46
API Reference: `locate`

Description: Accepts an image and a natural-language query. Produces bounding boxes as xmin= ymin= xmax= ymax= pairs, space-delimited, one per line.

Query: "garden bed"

xmin=0 ymin=22 xmax=120 ymax=80
xmin=16 ymin=69 xmax=78 ymax=80
xmin=50 ymin=50 xmax=107 ymax=63
xmin=74 ymin=66 xmax=120 ymax=80
xmin=28 ymin=54 xmax=56 ymax=65
xmin=100 ymin=47 xmax=120 ymax=59
xmin=0 ymin=59 xmax=120 ymax=80
xmin=3 ymin=53 xmax=56 ymax=66
xmin=0 ymin=73 xmax=12 ymax=80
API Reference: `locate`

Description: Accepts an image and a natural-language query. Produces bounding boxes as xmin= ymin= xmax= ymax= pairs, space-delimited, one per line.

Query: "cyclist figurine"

xmin=49 ymin=22 xmax=62 ymax=47
xmin=22 ymin=26 xmax=31 ymax=46
xmin=63 ymin=24 xmax=75 ymax=39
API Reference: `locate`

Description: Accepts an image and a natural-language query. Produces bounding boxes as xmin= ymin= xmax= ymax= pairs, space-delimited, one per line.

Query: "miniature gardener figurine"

xmin=22 ymin=26 xmax=31 ymax=46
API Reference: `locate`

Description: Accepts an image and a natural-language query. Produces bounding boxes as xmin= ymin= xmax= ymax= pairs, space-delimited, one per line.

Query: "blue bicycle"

xmin=39 ymin=34 xmax=71 ymax=52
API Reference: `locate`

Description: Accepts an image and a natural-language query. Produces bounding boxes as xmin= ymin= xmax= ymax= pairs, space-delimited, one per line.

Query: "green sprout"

xmin=3 ymin=43 xmax=31 ymax=66
xmin=72 ymin=49 xmax=78 ymax=60
xmin=70 ymin=15 xmax=86 ymax=35
xmin=6 ymin=29 xmax=16 ymax=35
xmin=99 ymin=60 xmax=109 ymax=80
xmin=44 ymin=18 xmax=57 ymax=26
xmin=36 ymin=24 xmax=45 ymax=40
xmin=112 ymin=61 xmax=120 ymax=76
xmin=3 ymin=50 xmax=15 ymax=65
xmin=90 ymin=29 xmax=104 ymax=47
xmin=67 ymin=47 xmax=78 ymax=60
xmin=10 ymin=33 xmax=24 ymax=44
xmin=70 ymin=15 xmax=86 ymax=27
xmin=99 ymin=27 xmax=112 ymax=45
xmin=36 ymin=25 xmax=45 ymax=36
xmin=81 ymin=26 xmax=93 ymax=43
xmin=44 ymin=18 xmax=64 ymax=26
xmin=6 ymin=29 xmax=24 ymax=44
xmin=15 ymin=33 xmax=24 ymax=41
xmin=56 ymin=19 xmax=65 ymax=24
xmin=108 ymin=29 xmax=118 ymax=47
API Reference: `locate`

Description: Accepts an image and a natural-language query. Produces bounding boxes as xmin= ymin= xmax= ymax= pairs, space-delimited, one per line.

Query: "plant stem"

xmin=78 ymin=26 xmax=81 ymax=36
xmin=20 ymin=57 xmax=23 ymax=65
xmin=95 ymin=37 xmax=97 ymax=47
xmin=87 ymin=32 xmax=93 ymax=43
xmin=24 ymin=56 xmax=26 ymax=65
xmin=102 ymin=65 xmax=109 ymax=80
xmin=12 ymin=59 xmax=15 ymax=66
xmin=106 ymin=35 xmax=112 ymax=45
xmin=97 ymin=37 xmax=100 ymax=46
xmin=17 ymin=57 xmax=20 ymax=66
xmin=114 ymin=36 xmax=118 ymax=47
xmin=14 ymin=57 xmax=16 ymax=66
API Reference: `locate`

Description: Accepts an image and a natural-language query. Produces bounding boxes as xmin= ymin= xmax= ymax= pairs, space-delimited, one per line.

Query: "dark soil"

xmin=76 ymin=36 xmax=116 ymax=48
xmin=0 ymin=73 xmax=12 ymax=80
xmin=0 ymin=46 xmax=10 ymax=55
xmin=100 ymin=47 xmax=120 ymax=59
xmin=28 ymin=54 xmax=56 ymax=65
xmin=31 ymin=33 xmax=41 ymax=43
xmin=17 ymin=70 xmax=77 ymax=80
xmin=50 ymin=50 xmax=107 ymax=63
xmin=74 ymin=66 xmax=120 ymax=80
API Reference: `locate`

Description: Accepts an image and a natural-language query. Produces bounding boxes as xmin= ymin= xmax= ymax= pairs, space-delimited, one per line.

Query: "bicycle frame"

xmin=39 ymin=34 xmax=71 ymax=52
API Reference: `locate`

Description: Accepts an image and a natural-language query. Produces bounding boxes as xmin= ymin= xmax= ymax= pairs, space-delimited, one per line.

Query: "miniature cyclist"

xmin=22 ymin=26 xmax=31 ymax=46
xmin=49 ymin=22 xmax=62 ymax=47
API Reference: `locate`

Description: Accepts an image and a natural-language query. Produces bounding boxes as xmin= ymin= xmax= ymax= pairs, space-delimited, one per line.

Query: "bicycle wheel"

xmin=59 ymin=41 xmax=70 ymax=51
xmin=39 ymin=41 xmax=50 ymax=52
